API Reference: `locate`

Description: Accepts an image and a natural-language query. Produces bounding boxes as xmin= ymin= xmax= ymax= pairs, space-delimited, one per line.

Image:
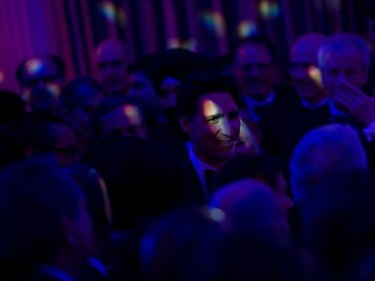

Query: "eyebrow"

xmin=206 ymin=112 xmax=225 ymax=120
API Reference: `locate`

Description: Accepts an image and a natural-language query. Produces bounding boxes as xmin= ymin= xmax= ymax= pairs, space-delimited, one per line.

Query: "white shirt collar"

xmin=328 ymin=99 xmax=348 ymax=116
xmin=38 ymin=265 xmax=75 ymax=281
xmin=244 ymin=91 xmax=275 ymax=122
xmin=245 ymin=91 xmax=275 ymax=107
xmin=301 ymin=97 xmax=328 ymax=109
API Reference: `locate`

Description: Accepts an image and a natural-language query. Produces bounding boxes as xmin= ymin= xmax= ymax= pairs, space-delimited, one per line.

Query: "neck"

xmin=303 ymin=89 xmax=327 ymax=107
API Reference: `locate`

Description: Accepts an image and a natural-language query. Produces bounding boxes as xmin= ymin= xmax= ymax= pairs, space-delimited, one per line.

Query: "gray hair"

xmin=290 ymin=124 xmax=368 ymax=205
xmin=318 ymin=32 xmax=371 ymax=71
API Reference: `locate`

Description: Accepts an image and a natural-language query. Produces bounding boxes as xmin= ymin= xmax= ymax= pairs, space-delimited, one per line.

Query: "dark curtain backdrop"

xmin=0 ymin=0 xmax=371 ymax=92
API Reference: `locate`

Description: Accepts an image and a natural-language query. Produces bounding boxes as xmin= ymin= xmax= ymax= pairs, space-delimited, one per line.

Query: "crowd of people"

xmin=2 ymin=22 xmax=375 ymax=281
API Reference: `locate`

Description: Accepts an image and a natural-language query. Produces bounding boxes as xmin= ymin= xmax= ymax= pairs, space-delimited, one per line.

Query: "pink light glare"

xmin=307 ymin=65 xmax=323 ymax=87
xmin=25 ymin=59 xmax=43 ymax=75
xmin=99 ymin=1 xmax=126 ymax=26
xmin=237 ymin=20 xmax=257 ymax=38
xmin=167 ymin=38 xmax=197 ymax=50
xmin=259 ymin=0 xmax=280 ymax=19
xmin=123 ymin=104 xmax=143 ymax=126
xmin=200 ymin=10 xmax=226 ymax=37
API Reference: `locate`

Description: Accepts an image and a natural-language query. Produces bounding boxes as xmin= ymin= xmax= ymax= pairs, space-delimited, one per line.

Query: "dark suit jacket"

xmin=269 ymin=101 xmax=331 ymax=162
xmin=176 ymin=156 xmax=207 ymax=206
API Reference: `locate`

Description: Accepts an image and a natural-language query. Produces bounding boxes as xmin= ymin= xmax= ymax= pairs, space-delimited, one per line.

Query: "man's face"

xmin=65 ymin=94 xmax=104 ymax=146
xmin=95 ymin=41 xmax=127 ymax=95
xmin=289 ymin=44 xmax=324 ymax=100
xmin=182 ymin=92 xmax=240 ymax=167
xmin=321 ymin=45 xmax=368 ymax=97
xmin=127 ymin=71 xmax=161 ymax=110
xmin=100 ymin=103 xmax=148 ymax=140
xmin=52 ymin=123 xmax=80 ymax=166
xmin=21 ymin=57 xmax=63 ymax=111
xmin=233 ymin=43 xmax=276 ymax=101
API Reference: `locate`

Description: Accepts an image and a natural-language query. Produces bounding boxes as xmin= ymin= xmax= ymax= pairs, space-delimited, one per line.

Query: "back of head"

xmin=0 ymin=156 xmax=84 ymax=274
xmin=209 ymin=178 xmax=283 ymax=240
xmin=140 ymin=204 xmax=226 ymax=281
xmin=176 ymin=69 xmax=243 ymax=120
xmin=290 ymin=123 xmax=368 ymax=205
xmin=318 ymin=32 xmax=371 ymax=71
xmin=301 ymin=168 xmax=375 ymax=279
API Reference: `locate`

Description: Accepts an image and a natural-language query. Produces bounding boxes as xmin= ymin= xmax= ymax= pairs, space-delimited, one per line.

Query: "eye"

xmin=207 ymin=115 xmax=221 ymax=124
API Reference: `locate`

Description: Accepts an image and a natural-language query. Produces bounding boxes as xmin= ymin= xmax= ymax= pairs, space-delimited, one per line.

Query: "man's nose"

xmin=220 ymin=118 xmax=239 ymax=136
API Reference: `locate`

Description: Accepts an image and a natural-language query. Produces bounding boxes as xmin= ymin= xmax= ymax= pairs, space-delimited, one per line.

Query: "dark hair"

xmin=146 ymin=48 xmax=214 ymax=97
xmin=89 ymin=95 xmax=147 ymax=139
xmin=15 ymin=54 xmax=66 ymax=86
xmin=176 ymin=70 xmax=244 ymax=120
xmin=0 ymin=155 xmax=82 ymax=266
xmin=235 ymin=34 xmax=278 ymax=63
xmin=5 ymin=111 xmax=72 ymax=160
xmin=60 ymin=76 xmax=105 ymax=112
xmin=127 ymin=52 xmax=160 ymax=74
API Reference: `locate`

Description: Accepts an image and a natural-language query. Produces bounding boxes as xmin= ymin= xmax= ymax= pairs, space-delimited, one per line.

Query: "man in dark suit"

xmin=316 ymin=32 xmax=375 ymax=166
xmin=175 ymin=70 xmax=243 ymax=205
xmin=231 ymin=34 xmax=300 ymax=162
xmin=278 ymin=33 xmax=331 ymax=163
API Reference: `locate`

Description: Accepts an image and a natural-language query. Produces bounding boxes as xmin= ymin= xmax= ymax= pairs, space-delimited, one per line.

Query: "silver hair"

xmin=318 ymin=32 xmax=371 ymax=71
xmin=290 ymin=123 xmax=368 ymax=204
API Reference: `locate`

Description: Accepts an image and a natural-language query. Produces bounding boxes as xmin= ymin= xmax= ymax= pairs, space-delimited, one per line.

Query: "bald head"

xmin=291 ymin=33 xmax=326 ymax=63
xmin=94 ymin=39 xmax=128 ymax=95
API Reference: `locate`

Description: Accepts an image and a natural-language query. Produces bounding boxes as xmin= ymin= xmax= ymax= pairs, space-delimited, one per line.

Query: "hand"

xmin=333 ymin=78 xmax=375 ymax=126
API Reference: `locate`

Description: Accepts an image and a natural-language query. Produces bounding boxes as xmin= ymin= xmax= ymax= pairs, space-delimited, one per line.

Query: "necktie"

xmin=204 ymin=169 xmax=216 ymax=195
